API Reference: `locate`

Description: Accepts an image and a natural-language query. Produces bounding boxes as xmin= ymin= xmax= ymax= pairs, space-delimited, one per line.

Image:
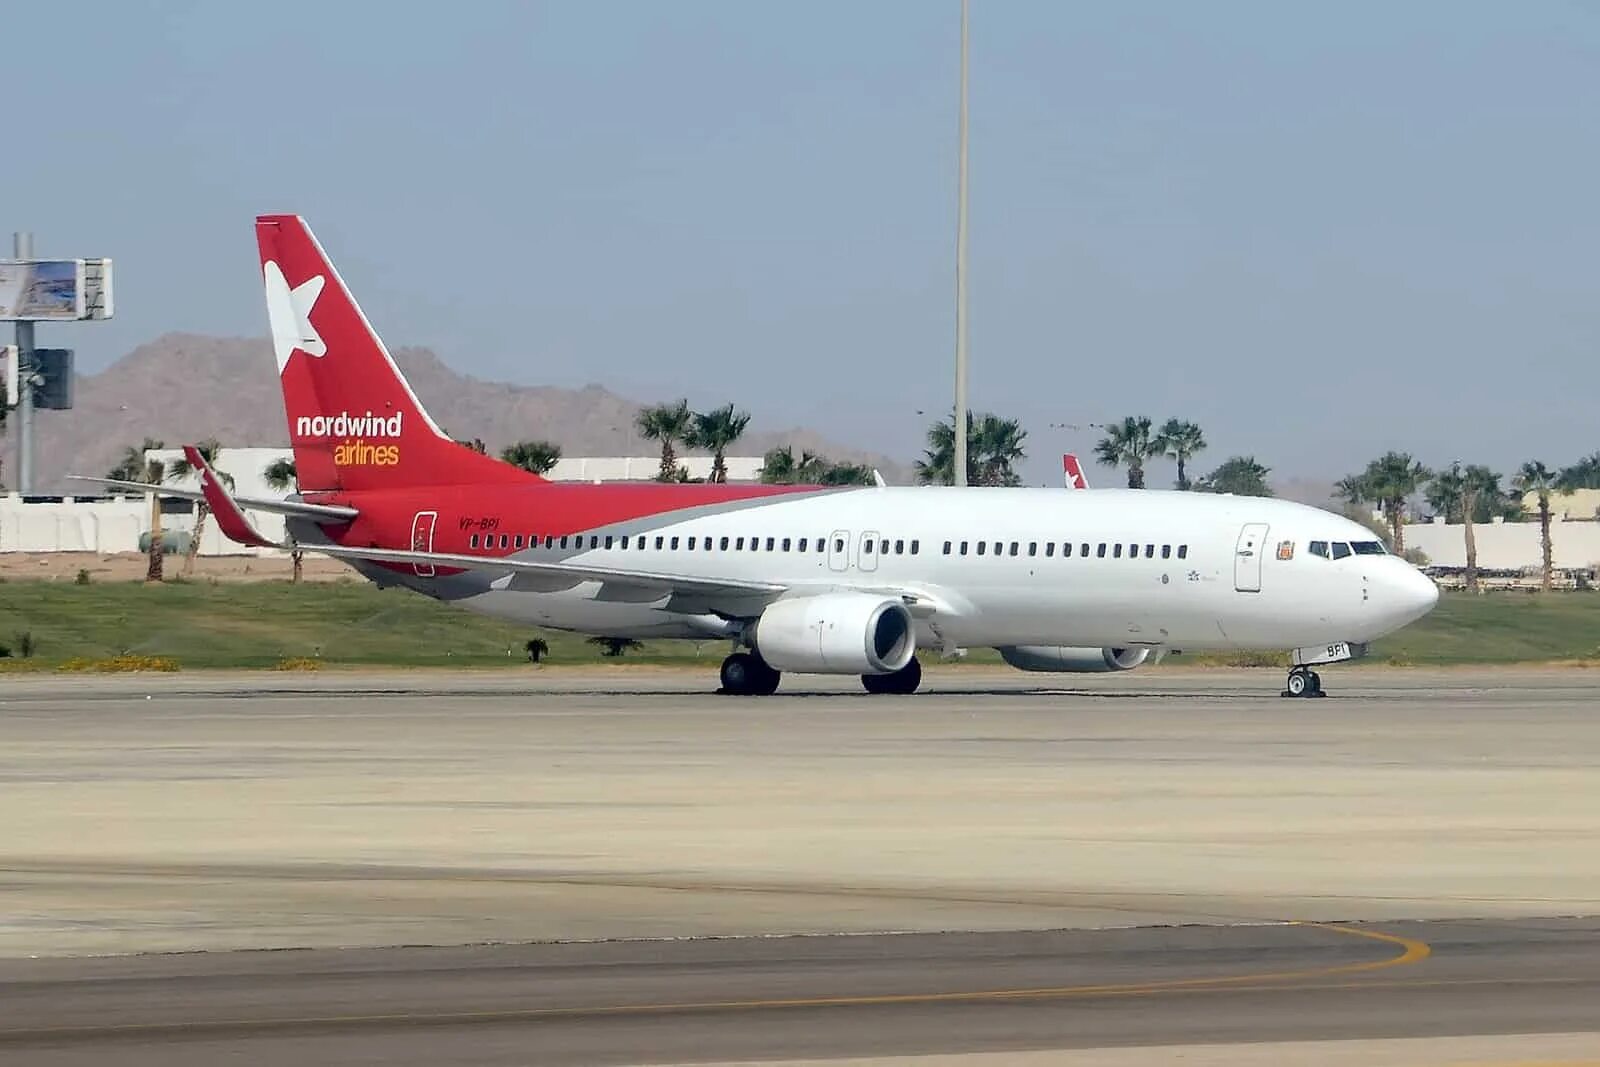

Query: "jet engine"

xmin=755 ymin=594 xmax=916 ymax=675
xmin=997 ymin=645 xmax=1150 ymax=673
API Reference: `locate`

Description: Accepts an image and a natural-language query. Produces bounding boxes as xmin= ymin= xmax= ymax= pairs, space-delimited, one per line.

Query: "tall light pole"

xmin=952 ymin=0 xmax=970 ymax=486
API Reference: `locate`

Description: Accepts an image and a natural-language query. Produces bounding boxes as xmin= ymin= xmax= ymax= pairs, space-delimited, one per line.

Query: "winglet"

xmin=184 ymin=445 xmax=282 ymax=549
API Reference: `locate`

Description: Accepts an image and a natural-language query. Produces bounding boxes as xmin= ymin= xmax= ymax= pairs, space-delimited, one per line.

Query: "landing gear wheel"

xmin=1282 ymin=667 xmax=1327 ymax=699
xmin=719 ymin=651 xmax=781 ymax=696
xmin=862 ymin=657 xmax=922 ymax=695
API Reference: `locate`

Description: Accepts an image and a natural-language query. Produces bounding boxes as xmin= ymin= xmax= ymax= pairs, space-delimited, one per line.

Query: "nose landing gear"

xmin=1282 ymin=667 xmax=1324 ymax=699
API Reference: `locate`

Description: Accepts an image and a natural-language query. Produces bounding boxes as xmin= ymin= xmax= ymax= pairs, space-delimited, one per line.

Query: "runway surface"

xmin=2 ymin=668 xmax=1598 ymax=1063
xmin=1 ymin=918 xmax=1597 ymax=1065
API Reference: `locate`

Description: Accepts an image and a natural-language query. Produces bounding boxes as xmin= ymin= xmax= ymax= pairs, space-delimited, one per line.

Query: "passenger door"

xmin=1234 ymin=522 xmax=1269 ymax=592
xmin=411 ymin=511 xmax=437 ymax=577
xmin=827 ymin=529 xmax=851 ymax=572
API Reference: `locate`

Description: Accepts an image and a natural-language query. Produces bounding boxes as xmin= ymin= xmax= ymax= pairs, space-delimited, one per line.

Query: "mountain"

xmin=4 ymin=333 xmax=908 ymax=493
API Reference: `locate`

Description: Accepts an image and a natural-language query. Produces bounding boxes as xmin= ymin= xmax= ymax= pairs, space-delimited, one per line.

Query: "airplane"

xmin=1063 ymin=453 xmax=1088 ymax=489
xmin=76 ymin=215 xmax=1439 ymax=699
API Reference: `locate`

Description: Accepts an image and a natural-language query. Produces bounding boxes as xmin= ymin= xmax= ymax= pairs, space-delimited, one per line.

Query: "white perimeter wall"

xmin=1404 ymin=518 xmax=1600 ymax=570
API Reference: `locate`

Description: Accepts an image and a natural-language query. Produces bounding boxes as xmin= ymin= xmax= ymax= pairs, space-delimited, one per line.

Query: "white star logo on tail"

xmin=264 ymin=260 xmax=327 ymax=372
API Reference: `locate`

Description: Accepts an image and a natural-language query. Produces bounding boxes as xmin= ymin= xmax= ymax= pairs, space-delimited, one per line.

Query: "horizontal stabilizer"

xmin=66 ymin=475 xmax=358 ymax=523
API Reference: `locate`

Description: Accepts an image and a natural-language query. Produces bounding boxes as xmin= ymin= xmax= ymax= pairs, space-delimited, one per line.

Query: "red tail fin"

xmin=256 ymin=215 xmax=538 ymax=492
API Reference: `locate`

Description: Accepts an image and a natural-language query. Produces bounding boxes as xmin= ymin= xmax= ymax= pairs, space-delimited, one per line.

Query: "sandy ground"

xmin=0 ymin=551 xmax=352 ymax=583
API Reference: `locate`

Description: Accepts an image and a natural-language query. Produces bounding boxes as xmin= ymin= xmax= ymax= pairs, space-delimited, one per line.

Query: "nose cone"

xmin=1391 ymin=562 xmax=1440 ymax=626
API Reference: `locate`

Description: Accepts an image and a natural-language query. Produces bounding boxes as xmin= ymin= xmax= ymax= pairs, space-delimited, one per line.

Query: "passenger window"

xmin=620 ymin=536 xmax=629 ymax=549
xmin=993 ymin=542 xmax=1003 ymax=556
xmin=514 ymin=535 xmax=524 ymax=549
xmin=1028 ymin=542 xmax=1037 ymax=557
xmin=654 ymin=536 xmax=664 ymax=550
xmin=799 ymin=537 xmax=809 ymax=552
xmin=604 ymin=535 xmax=613 ymax=549
xmin=1309 ymin=541 xmax=1329 ymax=559
xmin=718 ymin=536 xmax=728 ymax=550
xmin=1114 ymin=544 xmax=1123 ymax=558
xmin=734 ymin=537 xmax=743 ymax=550
xmin=1332 ymin=542 xmax=1353 ymax=560
xmin=834 ymin=538 xmax=844 ymax=552
xmin=1145 ymin=544 xmax=1155 ymax=558
xmin=1060 ymin=543 xmax=1070 ymax=557
xmin=670 ymin=536 xmax=680 ymax=550
xmin=960 ymin=541 xmax=969 ymax=555
xmin=1128 ymin=543 xmax=1138 ymax=558
xmin=910 ymin=540 xmax=920 ymax=554
xmin=895 ymin=539 xmax=904 ymax=555
xmin=778 ymin=537 xmax=788 ymax=551
xmin=943 ymin=540 xmax=952 ymax=555
xmin=637 ymin=538 xmax=646 ymax=550
xmin=1161 ymin=545 xmax=1171 ymax=559
xmin=546 ymin=536 xmax=555 ymax=549
xmin=1097 ymin=543 xmax=1107 ymax=558
xmin=1045 ymin=543 xmax=1055 ymax=557
xmin=977 ymin=541 xmax=987 ymax=556
xmin=469 ymin=534 xmax=479 ymax=548
xmin=687 ymin=537 xmax=697 ymax=550
xmin=752 ymin=538 xmax=761 ymax=552
xmin=1177 ymin=545 xmax=1188 ymax=559
xmin=590 ymin=536 xmax=599 ymax=549
xmin=1009 ymin=542 xmax=1019 ymax=556
xmin=1081 ymin=543 xmax=1091 ymax=557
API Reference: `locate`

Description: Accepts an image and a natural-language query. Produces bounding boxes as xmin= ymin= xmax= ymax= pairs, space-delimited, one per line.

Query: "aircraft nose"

xmin=1391 ymin=562 xmax=1440 ymax=623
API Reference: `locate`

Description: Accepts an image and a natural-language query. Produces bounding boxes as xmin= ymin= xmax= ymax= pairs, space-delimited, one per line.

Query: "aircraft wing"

xmin=67 ymin=475 xmax=358 ymax=523
xmin=309 ymin=542 xmax=787 ymax=598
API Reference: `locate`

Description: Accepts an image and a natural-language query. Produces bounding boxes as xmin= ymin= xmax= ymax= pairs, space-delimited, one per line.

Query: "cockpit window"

xmin=1308 ymin=541 xmax=1329 ymax=559
xmin=1331 ymin=541 xmax=1352 ymax=560
xmin=1351 ymin=540 xmax=1386 ymax=555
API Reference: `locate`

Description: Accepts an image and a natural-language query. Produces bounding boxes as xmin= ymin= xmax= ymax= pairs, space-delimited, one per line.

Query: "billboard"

xmin=0 ymin=259 xmax=114 ymax=321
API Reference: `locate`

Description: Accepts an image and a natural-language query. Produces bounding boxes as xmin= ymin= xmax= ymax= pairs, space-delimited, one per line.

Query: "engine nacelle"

xmin=997 ymin=645 xmax=1150 ymax=673
xmin=756 ymin=594 xmax=916 ymax=675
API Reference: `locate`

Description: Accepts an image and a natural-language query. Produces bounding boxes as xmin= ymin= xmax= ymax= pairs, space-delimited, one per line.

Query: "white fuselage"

xmin=378 ymin=487 xmax=1439 ymax=656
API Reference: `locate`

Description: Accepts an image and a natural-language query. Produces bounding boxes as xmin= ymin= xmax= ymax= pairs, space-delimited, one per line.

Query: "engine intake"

xmin=756 ymin=594 xmax=916 ymax=675
xmin=997 ymin=645 xmax=1149 ymax=673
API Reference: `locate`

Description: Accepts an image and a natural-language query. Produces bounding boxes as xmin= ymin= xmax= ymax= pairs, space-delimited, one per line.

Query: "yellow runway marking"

xmin=0 ymin=921 xmax=1436 ymax=1041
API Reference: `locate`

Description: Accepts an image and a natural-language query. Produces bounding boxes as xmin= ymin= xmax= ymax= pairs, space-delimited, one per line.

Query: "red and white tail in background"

xmin=256 ymin=215 xmax=537 ymax=493
xmin=1063 ymin=453 xmax=1089 ymax=490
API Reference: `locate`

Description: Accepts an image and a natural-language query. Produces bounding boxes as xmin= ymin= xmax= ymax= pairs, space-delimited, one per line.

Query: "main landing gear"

xmin=1282 ymin=666 xmax=1325 ymax=699
xmin=719 ymin=650 xmax=781 ymax=696
xmin=862 ymin=657 xmax=922 ymax=695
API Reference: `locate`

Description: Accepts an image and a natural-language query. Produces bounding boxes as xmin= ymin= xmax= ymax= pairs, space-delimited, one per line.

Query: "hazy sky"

xmin=6 ymin=1 xmax=1597 ymax=485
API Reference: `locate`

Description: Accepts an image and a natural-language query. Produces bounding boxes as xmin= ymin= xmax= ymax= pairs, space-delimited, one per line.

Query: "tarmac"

xmin=0 ymin=667 xmax=1597 ymax=1063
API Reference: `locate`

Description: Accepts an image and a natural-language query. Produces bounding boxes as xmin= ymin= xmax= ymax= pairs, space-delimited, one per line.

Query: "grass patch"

xmin=0 ymin=582 xmax=1596 ymax=670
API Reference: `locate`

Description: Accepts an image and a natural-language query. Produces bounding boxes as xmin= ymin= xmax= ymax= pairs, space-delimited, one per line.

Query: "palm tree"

xmin=760 ymin=446 xmax=829 ymax=485
xmin=1428 ymin=463 xmax=1501 ymax=592
xmin=818 ymin=461 xmax=876 ymax=486
xmin=636 ymin=399 xmax=693 ymax=482
xmin=1156 ymin=418 xmax=1207 ymax=490
xmin=500 ymin=439 xmax=562 ymax=475
xmin=687 ymin=404 xmax=751 ymax=483
xmin=915 ymin=411 xmax=1027 ymax=486
xmin=1514 ymin=461 xmax=1572 ymax=590
xmin=263 ymin=456 xmax=303 ymax=583
xmin=971 ymin=414 xmax=1027 ymax=486
xmin=1195 ymin=456 xmax=1273 ymax=497
xmin=168 ymin=438 xmax=233 ymax=576
xmin=915 ymin=412 xmax=968 ymax=485
xmin=109 ymin=439 xmax=169 ymax=582
xmin=1338 ymin=453 xmax=1431 ymax=554
xmin=1560 ymin=452 xmax=1600 ymax=490
xmin=1093 ymin=416 xmax=1164 ymax=489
